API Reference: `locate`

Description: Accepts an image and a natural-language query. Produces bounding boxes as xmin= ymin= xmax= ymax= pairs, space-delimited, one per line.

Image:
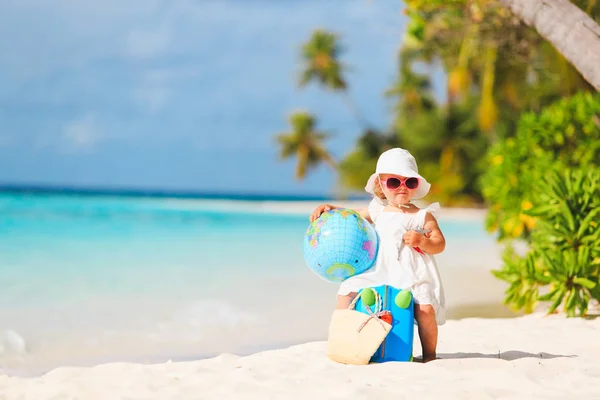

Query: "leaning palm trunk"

xmin=499 ymin=0 xmax=600 ymax=91
xmin=340 ymin=91 xmax=372 ymax=130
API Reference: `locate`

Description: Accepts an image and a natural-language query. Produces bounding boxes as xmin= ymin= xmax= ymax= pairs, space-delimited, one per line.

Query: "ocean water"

xmin=0 ymin=192 xmax=501 ymax=376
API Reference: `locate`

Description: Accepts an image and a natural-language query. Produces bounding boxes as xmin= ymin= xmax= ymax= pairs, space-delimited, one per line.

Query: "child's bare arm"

xmin=403 ymin=213 xmax=446 ymax=254
xmin=309 ymin=204 xmax=334 ymax=222
xmin=356 ymin=207 xmax=373 ymax=223
xmin=419 ymin=213 xmax=446 ymax=254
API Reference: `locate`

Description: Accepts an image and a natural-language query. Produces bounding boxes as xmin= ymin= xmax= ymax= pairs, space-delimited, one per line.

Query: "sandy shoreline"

xmin=1 ymin=262 xmax=596 ymax=399
xmin=163 ymin=198 xmax=489 ymax=220
xmin=0 ymin=264 xmax=516 ymax=379
xmin=1 ymin=313 xmax=598 ymax=399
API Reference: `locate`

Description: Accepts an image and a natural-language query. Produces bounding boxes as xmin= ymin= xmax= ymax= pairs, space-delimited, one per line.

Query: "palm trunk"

xmin=323 ymin=153 xmax=337 ymax=170
xmin=296 ymin=145 xmax=309 ymax=180
xmin=314 ymin=144 xmax=337 ymax=170
xmin=499 ymin=0 xmax=600 ymax=91
xmin=341 ymin=92 xmax=372 ymax=129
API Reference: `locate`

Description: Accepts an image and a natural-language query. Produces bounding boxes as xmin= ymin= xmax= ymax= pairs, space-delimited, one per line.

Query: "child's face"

xmin=378 ymin=173 xmax=418 ymax=204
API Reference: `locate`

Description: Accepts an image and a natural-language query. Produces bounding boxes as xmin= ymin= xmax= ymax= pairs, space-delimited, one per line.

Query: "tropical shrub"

xmin=494 ymin=168 xmax=600 ymax=316
xmin=481 ymin=92 xmax=600 ymax=241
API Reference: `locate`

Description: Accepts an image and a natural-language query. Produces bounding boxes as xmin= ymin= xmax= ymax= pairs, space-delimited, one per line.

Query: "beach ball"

xmin=303 ymin=208 xmax=379 ymax=282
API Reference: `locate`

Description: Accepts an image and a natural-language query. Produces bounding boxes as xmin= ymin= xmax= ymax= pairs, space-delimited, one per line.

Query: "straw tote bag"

xmin=326 ymin=289 xmax=392 ymax=365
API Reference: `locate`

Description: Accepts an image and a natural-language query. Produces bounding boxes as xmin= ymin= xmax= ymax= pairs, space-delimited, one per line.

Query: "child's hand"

xmin=310 ymin=204 xmax=336 ymax=222
xmin=403 ymin=230 xmax=425 ymax=248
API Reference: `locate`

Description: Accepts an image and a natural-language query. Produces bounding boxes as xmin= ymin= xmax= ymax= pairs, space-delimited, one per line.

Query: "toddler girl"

xmin=310 ymin=148 xmax=446 ymax=363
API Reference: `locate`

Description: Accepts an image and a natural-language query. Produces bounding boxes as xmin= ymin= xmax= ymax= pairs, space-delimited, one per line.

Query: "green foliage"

xmin=276 ymin=112 xmax=335 ymax=180
xmin=276 ymin=1 xmax=599 ymax=204
xmin=492 ymin=246 xmax=542 ymax=314
xmin=337 ymin=148 xmax=377 ymax=191
xmin=481 ymin=92 xmax=600 ymax=241
xmin=298 ymin=30 xmax=347 ymax=91
xmin=398 ymin=97 xmax=489 ymax=205
xmin=494 ymin=168 xmax=600 ymax=316
xmin=337 ymin=129 xmax=398 ymax=192
xmin=380 ymin=0 xmax=594 ymax=205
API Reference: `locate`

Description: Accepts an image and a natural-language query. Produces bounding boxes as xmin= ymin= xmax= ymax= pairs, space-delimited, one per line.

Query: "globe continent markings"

xmin=307 ymin=209 xmax=368 ymax=249
xmin=326 ymin=262 xmax=356 ymax=282
xmin=362 ymin=240 xmax=376 ymax=259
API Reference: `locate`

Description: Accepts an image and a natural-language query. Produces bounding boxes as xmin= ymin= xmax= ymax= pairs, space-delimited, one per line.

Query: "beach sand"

xmin=1 ymin=313 xmax=598 ymax=399
xmin=2 ymin=202 xmax=598 ymax=399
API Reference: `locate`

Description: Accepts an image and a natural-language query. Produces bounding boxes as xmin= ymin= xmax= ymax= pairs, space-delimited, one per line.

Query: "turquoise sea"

xmin=0 ymin=191 xmax=500 ymax=376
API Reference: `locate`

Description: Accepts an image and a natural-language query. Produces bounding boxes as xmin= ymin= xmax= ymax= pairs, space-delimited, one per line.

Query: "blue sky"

xmin=0 ymin=0 xmax=427 ymax=196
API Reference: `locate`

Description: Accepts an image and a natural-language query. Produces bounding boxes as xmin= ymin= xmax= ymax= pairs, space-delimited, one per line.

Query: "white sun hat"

xmin=364 ymin=148 xmax=431 ymax=200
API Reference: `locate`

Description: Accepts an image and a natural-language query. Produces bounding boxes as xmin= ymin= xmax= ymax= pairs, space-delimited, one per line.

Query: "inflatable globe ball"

xmin=302 ymin=208 xmax=379 ymax=282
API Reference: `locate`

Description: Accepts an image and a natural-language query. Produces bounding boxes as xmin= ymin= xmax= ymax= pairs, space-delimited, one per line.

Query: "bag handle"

xmin=349 ymin=288 xmax=382 ymax=313
xmin=349 ymin=288 xmax=388 ymax=333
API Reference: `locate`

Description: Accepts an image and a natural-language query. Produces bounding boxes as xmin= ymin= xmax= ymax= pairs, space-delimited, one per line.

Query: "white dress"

xmin=338 ymin=198 xmax=446 ymax=325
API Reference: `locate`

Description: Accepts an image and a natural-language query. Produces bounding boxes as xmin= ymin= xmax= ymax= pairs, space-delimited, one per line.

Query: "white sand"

xmin=1 ymin=313 xmax=599 ymax=399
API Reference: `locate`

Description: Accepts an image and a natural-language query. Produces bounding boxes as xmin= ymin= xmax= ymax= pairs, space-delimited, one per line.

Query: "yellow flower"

xmin=492 ymin=155 xmax=503 ymax=165
xmin=512 ymin=222 xmax=524 ymax=238
xmin=521 ymin=200 xmax=533 ymax=210
xmin=519 ymin=213 xmax=536 ymax=230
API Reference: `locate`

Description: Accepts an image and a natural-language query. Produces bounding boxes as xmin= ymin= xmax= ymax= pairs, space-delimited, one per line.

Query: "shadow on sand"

xmin=437 ymin=350 xmax=576 ymax=361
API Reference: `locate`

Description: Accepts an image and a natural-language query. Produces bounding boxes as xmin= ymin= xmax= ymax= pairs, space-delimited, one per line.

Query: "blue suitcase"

xmin=354 ymin=285 xmax=414 ymax=362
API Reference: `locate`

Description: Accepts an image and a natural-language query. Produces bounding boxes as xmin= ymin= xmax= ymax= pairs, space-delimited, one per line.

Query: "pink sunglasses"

xmin=380 ymin=176 xmax=419 ymax=190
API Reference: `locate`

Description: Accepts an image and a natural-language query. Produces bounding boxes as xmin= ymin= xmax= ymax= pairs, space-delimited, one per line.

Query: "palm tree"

xmin=499 ymin=0 xmax=600 ymax=91
xmin=402 ymin=0 xmax=596 ymax=134
xmin=299 ymin=29 xmax=371 ymax=128
xmin=385 ymin=48 xmax=436 ymax=122
xmin=276 ymin=111 xmax=336 ymax=180
xmin=299 ymin=29 xmax=347 ymax=91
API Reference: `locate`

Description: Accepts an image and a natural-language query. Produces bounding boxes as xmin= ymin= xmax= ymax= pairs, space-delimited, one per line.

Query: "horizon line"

xmin=0 ymin=183 xmax=370 ymax=202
